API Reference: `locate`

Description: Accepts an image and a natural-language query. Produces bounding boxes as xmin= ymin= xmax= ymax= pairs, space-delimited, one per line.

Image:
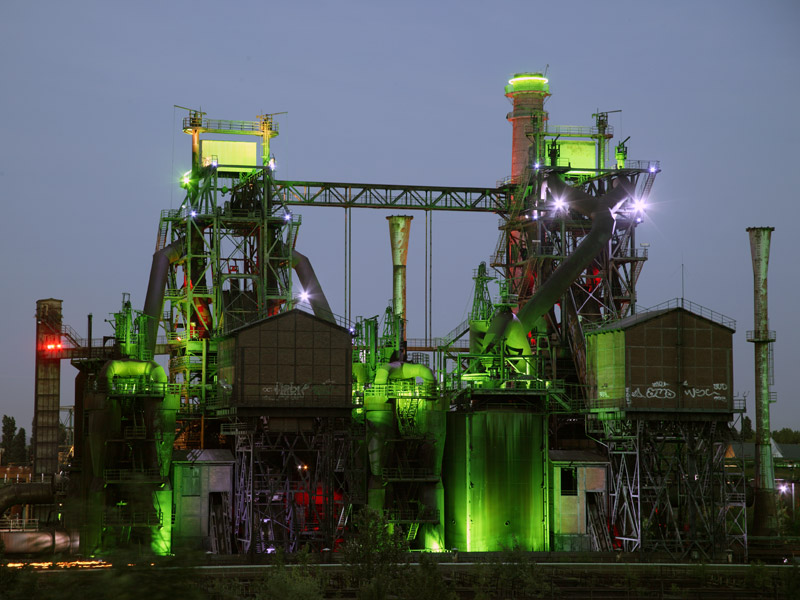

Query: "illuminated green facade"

xmin=444 ymin=411 xmax=549 ymax=552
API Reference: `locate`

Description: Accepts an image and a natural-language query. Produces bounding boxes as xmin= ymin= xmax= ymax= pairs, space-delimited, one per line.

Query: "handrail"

xmin=364 ymin=381 xmax=437 ymax=399
xmin=0 ymin=518 xmax=39 ymax=532
xmin=643 ymin=298 xmax=736 ymax=330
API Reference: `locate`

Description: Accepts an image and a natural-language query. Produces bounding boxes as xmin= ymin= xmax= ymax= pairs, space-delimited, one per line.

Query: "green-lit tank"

xmin=444 ymin=410 xmax=549 ymax=552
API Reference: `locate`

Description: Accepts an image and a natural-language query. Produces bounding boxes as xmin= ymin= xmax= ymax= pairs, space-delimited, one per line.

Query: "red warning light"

xmin=43 ymin=339 xmax=63 ymax=351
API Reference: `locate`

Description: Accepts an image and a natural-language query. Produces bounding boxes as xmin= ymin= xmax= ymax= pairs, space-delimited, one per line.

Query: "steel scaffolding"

xmin=231 ymin=416 xmax=354 ymax=554
xmin=604 ymin=417 xmax=747 ymax=559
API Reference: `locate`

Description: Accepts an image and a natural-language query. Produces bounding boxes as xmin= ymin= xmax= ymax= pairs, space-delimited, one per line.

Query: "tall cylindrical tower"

xmin=505 ymin=73 xmax=550 ymax=182
xmin=746 ymin=226 xmax=778 ymax=537
xmin=34 ymin=298 xmax=63 ymax=476
xmin=387 ymin=215 xmax=413 ymax=331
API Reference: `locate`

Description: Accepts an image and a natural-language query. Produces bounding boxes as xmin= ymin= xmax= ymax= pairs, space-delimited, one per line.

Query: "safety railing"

xmin=547 ymin=124 xmax=615 ymax=137
xmin=623 ymin=159 xmax=660 ymax=172
xmin=103 ymin=468 xmax=162 ymax=483
xmin=381 ymin=468 xmax=439 ymax=481
xmin=612 ymin=247 xmax=648 ymax=260
xmin=165 ymin=286 xmax=213 ymax=299
xmin=182 ymin=117 xmax=276 ymax=135
xmin=123 ymin=425 xmax=147 ymax=439
xmin=103 ymin=509 xmax=162 ymax=527
xmin=96 ymin=377 xmax=170 ymax=397
xmin=385 ymin=507 xmax=440 ymax=523
xmin=1 ymin=472 xmax=34 ymax=484
xmin=643 ymin=297 xmax=736 ymax=329
xmin=406 ymin=337 xmax=469 ymax=350
xmin=363 ymin=381 xmax=437 ymax=400
xmin=0 ymin=518 xmax=39 ymax=532
xmin=746 ymin=329 xmax=776 ymax=342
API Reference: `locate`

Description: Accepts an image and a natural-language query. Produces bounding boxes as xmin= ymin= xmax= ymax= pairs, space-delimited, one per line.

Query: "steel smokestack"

xmin=505 ymin=73 xmax=550 ymax=183
xmin=746 ymin=226 xmax=777 ymax=537
xmin=387 ymin=215 xmax=413 ymax=334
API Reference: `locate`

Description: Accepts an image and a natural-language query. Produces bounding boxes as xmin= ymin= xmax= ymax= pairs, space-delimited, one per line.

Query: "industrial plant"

xmin=2 ymin=73 xmax=784 ymax=564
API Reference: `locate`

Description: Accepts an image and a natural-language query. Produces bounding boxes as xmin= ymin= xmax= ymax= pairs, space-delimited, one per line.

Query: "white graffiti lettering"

xmin=262 ymin=382 xmax=310 ymax=398
xmin=630 ymin=386 xmax=676 ymax=400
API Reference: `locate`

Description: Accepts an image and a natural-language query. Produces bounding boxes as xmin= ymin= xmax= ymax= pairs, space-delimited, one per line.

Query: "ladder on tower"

xmin=396 ymin=397 xmax=421 ymax=435
xmin=155 ymin=216 xmax=169 ymax=252
xmin=637 ymin=170 xmax=657 ymax=203
xmin=406 ymin=522 xmax=420 ymax=541
xmin=337 ymin=503 xmax=352 ymax=530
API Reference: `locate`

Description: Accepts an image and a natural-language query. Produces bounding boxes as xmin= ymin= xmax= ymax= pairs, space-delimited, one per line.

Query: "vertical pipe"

xmin=424 ymin=211 xmax=428 ymax=345
xmin=747 ymin=226 xmax=777 ymax=537
xmin=387 ymin=216 xmax=413 ymax=334
xmin=429 ymin=211 xmax=433 ymax=344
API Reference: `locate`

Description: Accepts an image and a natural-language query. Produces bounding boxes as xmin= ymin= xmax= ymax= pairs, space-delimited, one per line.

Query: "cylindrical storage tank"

xmin=444 ymin=410 xmax=549 ymax=552
xmin=505 ymin=73 xmax=550 ymax=183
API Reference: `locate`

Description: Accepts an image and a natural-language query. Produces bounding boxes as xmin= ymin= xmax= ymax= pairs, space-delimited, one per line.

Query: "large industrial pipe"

xmin=292 ymin=249 xmax=335 ymax=324
xmin=387 ymin=215 xmax=413 ymax=331
xmin=143 ymin=240 xmax=183 ymax=355
xmin=1 ymin=529 xmax=77 ymax=555
xmin=483 ymin=175 xmax=632 ymax=350
xmin=0 ymin=481 xmax=54 ymax=516
xmin=747 ymin=226 xmax=777 ymax=537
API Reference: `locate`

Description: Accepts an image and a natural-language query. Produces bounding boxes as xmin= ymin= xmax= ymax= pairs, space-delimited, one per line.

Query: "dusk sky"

xmin=1 ymin=1 xmax=798 ymax=432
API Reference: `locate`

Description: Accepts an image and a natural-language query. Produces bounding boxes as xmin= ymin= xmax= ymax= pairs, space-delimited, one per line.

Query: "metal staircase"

xmin=155 ymin=210 xmax=170 ymax=252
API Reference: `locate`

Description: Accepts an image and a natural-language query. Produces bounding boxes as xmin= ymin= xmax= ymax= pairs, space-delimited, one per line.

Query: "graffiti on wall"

xmin=625 ymin=381 xmax=728 ymax=405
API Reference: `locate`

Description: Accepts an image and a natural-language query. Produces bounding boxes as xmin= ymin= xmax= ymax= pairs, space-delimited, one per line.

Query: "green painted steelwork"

xmin=271 ymin=180 xmax=508 ymax=212
xmin=585 ymin=330 xmax=626 ymax=409
xmin=444 ymin=411 xmax=549 ymax=552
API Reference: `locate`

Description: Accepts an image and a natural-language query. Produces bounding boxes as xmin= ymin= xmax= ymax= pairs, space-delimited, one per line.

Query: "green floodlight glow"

xmin=180 ymin=171 xmax=192 ymax=188
xmin=508 ymin=75 xmax=549 ymax=86
xmin=505 ymin=72 xmax=551 ymax=95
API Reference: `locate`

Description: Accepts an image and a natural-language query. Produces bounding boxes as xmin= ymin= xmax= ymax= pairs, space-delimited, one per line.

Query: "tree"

xmin=2 ymin=415 xmax=17 ymax=465
xmin=772 ymin=428 xmax=800 ymax=445
xmin=740 ymin=416 xmax=754 ymax=442
xmin=341 ymin=507 xmax=409 ymax=593
xmin=10 ymin=427 xmax=27 ymax=465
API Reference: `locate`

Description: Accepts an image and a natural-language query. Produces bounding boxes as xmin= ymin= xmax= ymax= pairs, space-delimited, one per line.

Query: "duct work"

xmin=482 ymin=175 xmax=633 ymax=352
xmin=0 ymin=481 xmax=54 ymax=516
xmin=143 ymin=240 xmax=183 ymax=354
xmin=292 ymin=249 xmax=335 ymax=324
xmin=1 ymin=529 xmax=78 ymax=555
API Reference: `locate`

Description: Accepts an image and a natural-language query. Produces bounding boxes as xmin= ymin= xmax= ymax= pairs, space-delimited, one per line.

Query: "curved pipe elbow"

xmin=374 ymin=361 xmax=436 ymax=385
xmin=0 ymin=481 xmax=54 ymax=516
xmin=143 ymin=240 xmax=183 ymax=354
